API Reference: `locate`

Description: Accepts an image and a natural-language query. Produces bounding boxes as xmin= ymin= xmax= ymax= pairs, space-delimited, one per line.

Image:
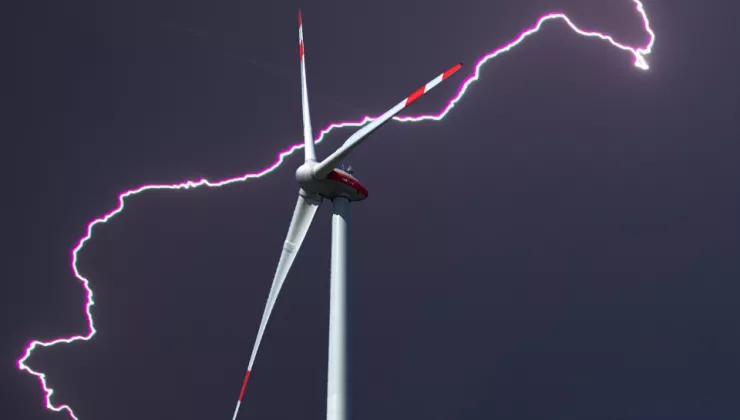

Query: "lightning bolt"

xmin=17 ymin=2 xmax=655 ymax=419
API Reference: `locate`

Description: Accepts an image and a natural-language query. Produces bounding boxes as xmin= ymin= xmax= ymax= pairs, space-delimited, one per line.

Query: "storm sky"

xmin=4 ymin=1 xmax=740 ymax=419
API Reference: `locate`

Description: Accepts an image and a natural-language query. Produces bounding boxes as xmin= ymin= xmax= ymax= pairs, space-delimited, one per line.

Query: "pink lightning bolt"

xmin=17 ymin=2 xmax=655 ymax=419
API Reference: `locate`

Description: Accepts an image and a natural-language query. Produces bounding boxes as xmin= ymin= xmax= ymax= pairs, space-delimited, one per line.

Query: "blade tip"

xmin=442 ymin=62 xmax=463 ymax=80
xmin=298 ymin=9 xmax=302 ymax=26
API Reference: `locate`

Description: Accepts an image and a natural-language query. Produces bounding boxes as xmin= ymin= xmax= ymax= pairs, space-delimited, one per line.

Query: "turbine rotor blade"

xmin=231 ymin=190 xmax=321 ymax=420
xmin=299 ymin=9 xmax=317 ymax=162
xmin=312 ymin=62 xmax=463 ymax=179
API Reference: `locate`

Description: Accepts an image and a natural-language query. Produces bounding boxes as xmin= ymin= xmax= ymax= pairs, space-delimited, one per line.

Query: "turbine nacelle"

xmin=296 ymin=161 xmax=368 ymax=202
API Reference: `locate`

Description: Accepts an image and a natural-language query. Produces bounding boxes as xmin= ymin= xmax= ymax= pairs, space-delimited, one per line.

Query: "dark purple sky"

xmin=4 ymin=1 xmax=740 ymax=419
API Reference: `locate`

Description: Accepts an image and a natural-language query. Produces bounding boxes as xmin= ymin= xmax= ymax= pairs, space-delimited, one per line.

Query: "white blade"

xmin=312 ymin=62 xmax=463 ymax=179
xmin=231 ymin=191 xmax=321 ymax=420
xmin=299 ymin=9 xmax=317 ymax=162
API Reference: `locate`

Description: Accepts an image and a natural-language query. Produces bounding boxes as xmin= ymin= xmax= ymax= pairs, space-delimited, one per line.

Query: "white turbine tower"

xmin=231 ymin=9 xmax=462 ymax=420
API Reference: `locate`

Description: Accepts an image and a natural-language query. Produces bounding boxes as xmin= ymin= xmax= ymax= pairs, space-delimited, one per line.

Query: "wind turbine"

xmin=231 ymin=9 xmax=462 ymax=420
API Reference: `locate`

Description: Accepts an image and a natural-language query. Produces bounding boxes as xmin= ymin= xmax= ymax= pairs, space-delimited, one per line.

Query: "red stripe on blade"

xmin=442 ymin=63 xmax=463 ymax=80
xmin=298 ymin=9 xmax=302 ymax=26
xmin=238 ymin=370 xmax=251 ymax=401
xmin=405 ymin=86 xmax=426 ymax=106
xmin=299 ymin=40 xmax=304 ymax=60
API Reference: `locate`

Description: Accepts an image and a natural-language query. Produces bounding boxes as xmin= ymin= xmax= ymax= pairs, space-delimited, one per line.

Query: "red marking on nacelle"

xmin=327 ymin=170 xmax=369 ymax=197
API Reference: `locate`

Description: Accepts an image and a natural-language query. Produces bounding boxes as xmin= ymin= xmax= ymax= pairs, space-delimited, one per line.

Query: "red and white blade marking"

xmin=377 ymin=62 xmax=464 ymax=123
xmin=298 ymin=8 xmax=317 ymax=162
xmin=405 ymin=63 xmax=462 ymax=106
xmin=347 ymin=62 xmax=463 ymax=144
xmin=311 ymin=61 xmax=464 ymax=180
xmin=231 ymin=370 xmax=251 ymax=420
xmin=230 ymin=191 xmax=321 ymax=420
xmin=228 ymin=14 xmax=313 ymax=413
xmin=298 ymin=9 xmax=305 ymax=61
